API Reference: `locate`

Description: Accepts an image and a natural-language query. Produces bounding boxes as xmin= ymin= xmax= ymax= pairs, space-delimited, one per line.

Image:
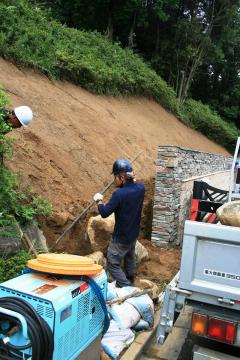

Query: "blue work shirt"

xmin=98 ymin=180 xmax=145 ymax=244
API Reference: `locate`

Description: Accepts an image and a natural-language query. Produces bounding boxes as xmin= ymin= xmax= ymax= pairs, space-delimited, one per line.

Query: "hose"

xmin=0 ymin=297 xmax=54 ymax=360
xmin=81 ymin=276 xmax=110 ymax=335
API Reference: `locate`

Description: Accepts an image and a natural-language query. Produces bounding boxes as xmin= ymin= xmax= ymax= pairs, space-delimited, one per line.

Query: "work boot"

xmin=106 ymin=270 xmax=114 ymax=283
xmin=116 ymin=278 xmax=132 ymax=288
xmin=115 ymin=282 xmax=123 ymax=288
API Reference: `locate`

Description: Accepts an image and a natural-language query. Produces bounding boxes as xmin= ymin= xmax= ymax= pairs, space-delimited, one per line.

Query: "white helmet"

xmin=14 ymin=106 xmax=33 ymax=127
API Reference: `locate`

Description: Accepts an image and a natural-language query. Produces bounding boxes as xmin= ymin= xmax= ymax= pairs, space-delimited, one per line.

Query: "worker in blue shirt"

xmin=93 ymin=159 xmax=145 ymax=287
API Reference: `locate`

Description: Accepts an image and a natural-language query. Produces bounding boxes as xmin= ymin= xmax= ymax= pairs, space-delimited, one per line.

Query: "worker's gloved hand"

xmin=93 ymin=193 xmax=103 ymax=202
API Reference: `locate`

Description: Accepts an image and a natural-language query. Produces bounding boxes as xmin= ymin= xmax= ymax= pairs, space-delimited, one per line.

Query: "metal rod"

xmin=106 ymin=288 xmax=151 ymax=306
xmin=51 ymin=151 xmax=143 ymax=250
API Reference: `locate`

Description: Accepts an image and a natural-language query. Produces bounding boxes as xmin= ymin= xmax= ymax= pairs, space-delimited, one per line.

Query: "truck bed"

xmin=179 ymin=221 xmax=240 ymax=308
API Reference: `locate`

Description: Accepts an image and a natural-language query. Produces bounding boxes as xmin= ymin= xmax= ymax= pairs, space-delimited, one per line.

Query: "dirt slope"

xmin=0 ymin=58 xmax=229 ymax=252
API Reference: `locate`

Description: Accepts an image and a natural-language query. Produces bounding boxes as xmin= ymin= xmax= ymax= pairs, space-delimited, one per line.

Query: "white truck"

xmin=157 ymin=220 xmax=240 ymax=360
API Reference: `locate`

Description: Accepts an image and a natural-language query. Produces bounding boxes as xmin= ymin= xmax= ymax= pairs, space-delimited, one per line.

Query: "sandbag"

xmin=115 ymin=285 xmax=140 ymax=298
xmin=108 ymin=302 xmax=141 ymax=329
xmin=107 ymin=282 xmax=118 ymax=301
xmin=216 ymin=201 xmax=240 ymax=227
xmin=133 ymin=319 xmax=150 ymax=331
xmin=106 ymin=282 xmax=138 ymax=302
xmin=126 ymin=293 xmax=154 ymax=327
xmin=101 ymin=320 xmax=135 ymax=360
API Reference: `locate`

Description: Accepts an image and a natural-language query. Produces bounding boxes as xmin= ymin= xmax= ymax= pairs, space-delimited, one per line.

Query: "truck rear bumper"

xmin=193 ymin=345 xmax=239 ymax=360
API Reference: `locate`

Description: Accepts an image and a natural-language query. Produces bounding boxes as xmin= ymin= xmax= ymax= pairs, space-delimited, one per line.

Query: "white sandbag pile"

xmin=101 ymin=282 xmax=154 ymax=359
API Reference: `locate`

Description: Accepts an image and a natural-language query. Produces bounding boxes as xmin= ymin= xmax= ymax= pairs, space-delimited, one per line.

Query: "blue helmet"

xmin=112 ymin=159 xmax=133 ymax=175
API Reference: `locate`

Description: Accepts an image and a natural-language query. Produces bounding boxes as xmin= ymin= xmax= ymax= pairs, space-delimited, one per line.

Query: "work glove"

xmin=93 ymin=193 xmax=103 ymax=202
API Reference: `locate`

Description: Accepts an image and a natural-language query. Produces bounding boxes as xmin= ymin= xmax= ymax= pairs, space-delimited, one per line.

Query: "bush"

xmin=0 ymin=250 xmax=33 ymax=283
xmin=180 ymin=99 xmax=239 ymax=151
xmin=0 ymin=165 xmax=53 ymax=227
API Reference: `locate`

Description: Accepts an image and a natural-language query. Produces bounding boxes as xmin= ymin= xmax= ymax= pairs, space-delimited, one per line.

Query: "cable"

xmin=0 ymin=297 xmax=54 ymax=360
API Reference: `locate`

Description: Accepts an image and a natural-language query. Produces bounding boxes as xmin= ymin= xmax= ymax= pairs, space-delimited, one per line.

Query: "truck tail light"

xmin=208 ymin=317 xmax=236 ymax=344
xmin=191 ymin=312 xmax=237 ymax=345
xmin=191 ymin=312 xmax=208 ymax=336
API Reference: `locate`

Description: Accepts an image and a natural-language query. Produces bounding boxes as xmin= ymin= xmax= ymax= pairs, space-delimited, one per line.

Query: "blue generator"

xmin=0 ymin=269 xmax=108 ymax=360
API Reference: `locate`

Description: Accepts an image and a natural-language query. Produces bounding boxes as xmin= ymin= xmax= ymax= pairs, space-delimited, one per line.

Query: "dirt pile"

xmin=0 ymin=57 xmax=228 ymax=281
xmin=137 ymin=240 xmax=180 ymax=290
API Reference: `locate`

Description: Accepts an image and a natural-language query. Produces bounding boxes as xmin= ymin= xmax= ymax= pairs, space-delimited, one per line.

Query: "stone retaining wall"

xmin=151 ymin=146 xmax=232 ymax=246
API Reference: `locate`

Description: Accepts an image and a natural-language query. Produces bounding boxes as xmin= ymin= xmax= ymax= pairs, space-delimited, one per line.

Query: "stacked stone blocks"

xmin=151 ymin=146 xmax=232 ymax=246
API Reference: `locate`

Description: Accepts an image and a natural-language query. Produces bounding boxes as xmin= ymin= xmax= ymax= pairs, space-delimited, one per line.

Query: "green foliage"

xmin=180 ymin=99 xmax=239 ymax=151
xmin=0 ymin=165 xmax=53 ymax=226
xmin=0 ymin=250 xmax=33 ymax=283
xmin=0 ymin=0 xmax=239 ymax=150
xmin=0 ymin=223 xmax=21 ymax=240
xmin=0 ymin=86 xmax=9 ymax=108
xmin=0 ymin=0 xmax=179 ymax=113
xmin=0 ymin=88 xmax=13 ymax=160
xmin=189 ymin=2 xmax=240 ymax=129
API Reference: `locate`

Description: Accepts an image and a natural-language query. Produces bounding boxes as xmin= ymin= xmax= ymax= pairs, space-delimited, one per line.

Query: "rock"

xmin=0 ymin=224 xmax=23 ymax=257
xmin=86 ymin=251 xmax=106 ymax=267
xmin=135 ymin=278 xmax=159 ymax=300
xmin=87 ymin=214 xmax=114 ymax=253
xmin=216 ymin=200 xmax=240 ymax=227
xmin=53 ymin=211 xmax=73 ymax=226
xmin=23 ymin=222 xmax=48 ymax=252
xmin=135 ymin=241 xmax=149 ymax=263
xmin=87 ymin=214 xmax=148 ymax=263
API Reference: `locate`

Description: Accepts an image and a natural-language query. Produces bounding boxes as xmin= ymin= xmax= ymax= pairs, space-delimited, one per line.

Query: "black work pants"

xmin=107 ymin=240 xmax=136 ymax=288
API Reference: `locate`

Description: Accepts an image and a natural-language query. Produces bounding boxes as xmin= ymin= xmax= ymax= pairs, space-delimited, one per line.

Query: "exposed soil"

xmin=137 ymin=239 xmax=181 ymax=290
xmin=0 ymin=57 xmax=228 ymax=282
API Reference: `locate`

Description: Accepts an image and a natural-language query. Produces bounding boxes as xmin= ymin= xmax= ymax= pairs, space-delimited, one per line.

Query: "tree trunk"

xmin=105 ymin=12 xmax=113 ymax=40
xmin=180 ymin=47 xmax=204 ymax=104
xmin=179 ymin=0 xmax=217 ymax=104
xmin=155 ymin=20 xmax=160 ymax=54
xmin=177 ymin=70 xmax=185 ymax=102
xmin=128 ymin=12 xmax=136 ymax=49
